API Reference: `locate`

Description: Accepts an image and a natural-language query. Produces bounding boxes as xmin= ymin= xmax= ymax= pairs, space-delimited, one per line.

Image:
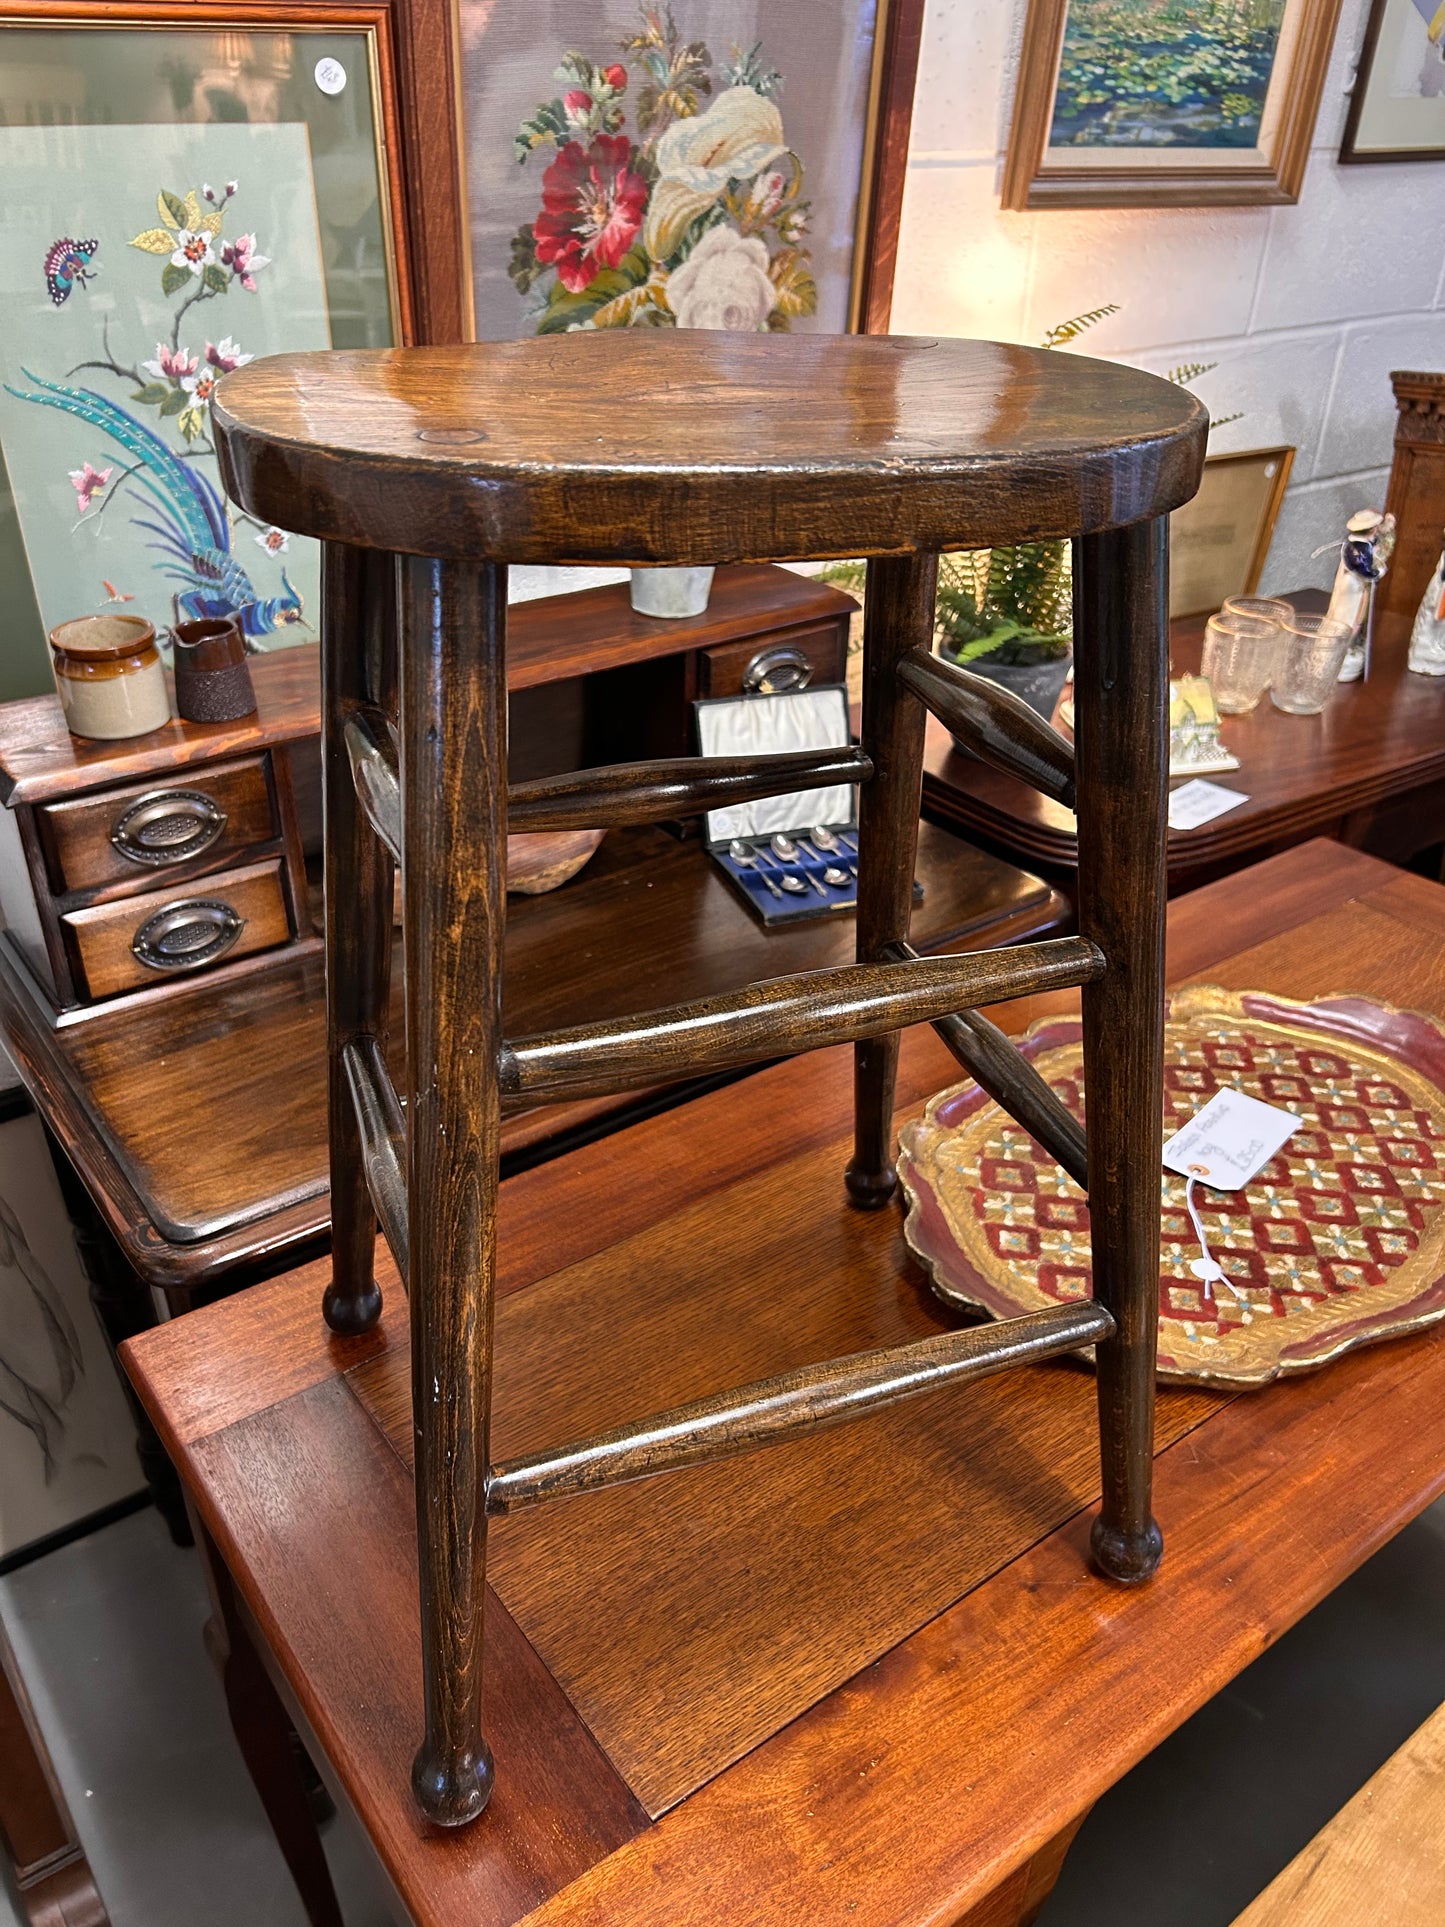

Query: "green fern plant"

xmin=823 ymin=308 xmax=1234 ymax=673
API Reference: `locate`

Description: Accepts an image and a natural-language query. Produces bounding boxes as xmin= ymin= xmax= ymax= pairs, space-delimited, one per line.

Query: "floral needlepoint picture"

xmin=508 ymin=6 xmax=816 ymax=335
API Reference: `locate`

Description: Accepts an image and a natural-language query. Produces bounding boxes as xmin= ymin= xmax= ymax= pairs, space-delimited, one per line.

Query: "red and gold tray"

xmin=899 ymin=985 xmax=1445 ymax=1389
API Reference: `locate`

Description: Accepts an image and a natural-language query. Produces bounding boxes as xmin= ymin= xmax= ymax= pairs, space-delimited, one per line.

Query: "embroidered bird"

xmin=5 ymin=370 xmax=303 ymax=641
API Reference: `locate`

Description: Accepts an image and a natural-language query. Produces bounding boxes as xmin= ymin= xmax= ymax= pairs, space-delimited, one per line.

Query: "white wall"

xmin=891 ymin=0 xmax=1445 ymax=592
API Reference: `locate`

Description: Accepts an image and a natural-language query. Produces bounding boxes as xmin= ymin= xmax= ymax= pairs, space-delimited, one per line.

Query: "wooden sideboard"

xmin=923 ymin=592 xmax=1445 ymax=895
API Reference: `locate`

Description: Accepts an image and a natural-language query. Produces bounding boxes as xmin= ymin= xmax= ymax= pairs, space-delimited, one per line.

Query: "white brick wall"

xmin=893 ymin=0 xmax=1445 ymax=593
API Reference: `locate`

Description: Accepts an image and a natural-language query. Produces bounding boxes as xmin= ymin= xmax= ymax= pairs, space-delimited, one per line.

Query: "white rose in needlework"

xmin=667 ymin=228 xmax=776 ymax=332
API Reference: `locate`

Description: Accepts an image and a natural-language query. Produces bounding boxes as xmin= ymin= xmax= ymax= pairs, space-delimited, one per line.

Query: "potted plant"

xmin=933 ymin=541 xmax=1073 ymax=723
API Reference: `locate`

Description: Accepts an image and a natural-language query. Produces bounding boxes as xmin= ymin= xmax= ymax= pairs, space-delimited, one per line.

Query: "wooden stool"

xmin=212 ymin=332 xmax=1205 ymax=1828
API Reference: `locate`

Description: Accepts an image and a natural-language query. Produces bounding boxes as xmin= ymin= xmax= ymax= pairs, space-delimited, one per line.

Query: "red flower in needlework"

xmin=534 ymin=135 xmax=647 ymax=293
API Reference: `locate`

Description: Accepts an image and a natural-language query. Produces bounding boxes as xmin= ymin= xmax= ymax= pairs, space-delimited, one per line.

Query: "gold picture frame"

xmin=1168 ymin=445 xmax=1295 ymax=619
xmin=1003 ymin=0 xmax=1342 ymax=209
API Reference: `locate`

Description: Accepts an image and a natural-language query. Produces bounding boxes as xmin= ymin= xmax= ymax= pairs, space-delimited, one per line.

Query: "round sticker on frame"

xmin=314 ymin=56 xmax=347 ymax=95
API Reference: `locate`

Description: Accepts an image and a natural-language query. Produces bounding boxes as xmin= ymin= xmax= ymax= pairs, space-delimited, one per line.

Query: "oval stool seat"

xmin=213 ymin=332 xmax=1206 ymax=565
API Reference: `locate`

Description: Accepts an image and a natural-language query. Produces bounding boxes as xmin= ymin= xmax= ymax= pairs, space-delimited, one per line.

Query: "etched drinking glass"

xmin=1223 ymin=594 xmax=1294 ymax=628
xmin=1201 ymin=611 xmax=1280 ymax=714
xmin=1270 ymin=612 xmax=1353 ymax=715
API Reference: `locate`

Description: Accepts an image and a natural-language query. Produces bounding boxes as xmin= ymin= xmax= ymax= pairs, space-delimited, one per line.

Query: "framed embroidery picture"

xmin=456 ymin=0 xmax=926 ymax=344
xmin=1342 ymin=0 xmax=1445 ymax=161
xmin=1002 ymin=0 xmax=1343 ymax=208
xmin=0 ymin=0 xmax=455 ymax=702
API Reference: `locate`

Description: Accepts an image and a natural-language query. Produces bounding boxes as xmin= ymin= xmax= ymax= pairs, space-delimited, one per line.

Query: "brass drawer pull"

xmin=741 ymin=643 xmax=814 ymax=693
xmin=131 ymin=898 xmax=245 ymax=972
xmin=110 ymin=788 xmax=228 ymax=865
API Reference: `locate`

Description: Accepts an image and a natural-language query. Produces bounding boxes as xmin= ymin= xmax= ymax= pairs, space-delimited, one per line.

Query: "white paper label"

xmin=1168 ymin=778 xmax=1250 ymax=831
xmin=1163 ymin=1087 xmax=1301 ymax=1191
xmin=314 ymin=56 xmax=347 ymax=95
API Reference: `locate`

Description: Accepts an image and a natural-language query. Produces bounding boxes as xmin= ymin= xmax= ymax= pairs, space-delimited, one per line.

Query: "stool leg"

xmin=1073 ymin=517 xmax=1167 ymax=1585
xmin=401 ymin=555 xmax=505 ymax=1827
xmin=846 ymin=553 xmax=938 ymax=1209
xmin=321 ymin=542 xmax=396 ymax=1336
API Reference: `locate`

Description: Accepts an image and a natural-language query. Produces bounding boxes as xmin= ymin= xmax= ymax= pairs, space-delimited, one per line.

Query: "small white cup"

xmin=629 ymin=566 xmax=715 ymax=619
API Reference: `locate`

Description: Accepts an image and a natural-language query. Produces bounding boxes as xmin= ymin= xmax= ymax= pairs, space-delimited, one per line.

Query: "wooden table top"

xmin=923 ymin=610 xmax=1445 ymax=892
xmin=124 ymin=839 xmax=1445 ymax=1927
xmin=0 ymin=819 xmax=1065 ymax=1295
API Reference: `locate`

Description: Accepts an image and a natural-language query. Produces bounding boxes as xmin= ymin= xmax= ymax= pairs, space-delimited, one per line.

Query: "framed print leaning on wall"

xmin=0 ymin=2 xmax=429 ymax=702
xmin=1342 ymin=0 xmax=1445 ymax=161
xmin=458 ymin=0 xmax=927 ymax=341
xmin=1003 ymin=0 xmax=1343 ymax=208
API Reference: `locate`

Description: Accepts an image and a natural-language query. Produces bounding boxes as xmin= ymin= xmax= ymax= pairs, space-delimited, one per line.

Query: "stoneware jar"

xmin=47 ymin=613 xmax=172 ymax=741
xmin=172 ymin=615 xmax=258 ymax=723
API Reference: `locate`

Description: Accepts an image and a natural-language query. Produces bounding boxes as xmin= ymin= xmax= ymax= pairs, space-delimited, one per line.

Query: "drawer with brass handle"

xmin=61 ymin=858 xmax=292 ymax=1000
xmin=38 ymin=755 xmax=277 ymax=894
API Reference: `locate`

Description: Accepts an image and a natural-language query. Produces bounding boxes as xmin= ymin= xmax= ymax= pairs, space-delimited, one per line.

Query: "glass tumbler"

xmin=1270 ymin=612 xmax=1353 ymax=715
xmin=1223 ymin=594 xmax=1294 ymax=628
xmin=1201 ymin=611 xmax=1280 ymax=714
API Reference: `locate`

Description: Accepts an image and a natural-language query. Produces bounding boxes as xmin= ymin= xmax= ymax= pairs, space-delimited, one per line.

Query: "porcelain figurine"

xmin=1328 ymin=508 xmax=1396 ymax=682
xmin=1409 ymin=531 xmax=1445 ymax=676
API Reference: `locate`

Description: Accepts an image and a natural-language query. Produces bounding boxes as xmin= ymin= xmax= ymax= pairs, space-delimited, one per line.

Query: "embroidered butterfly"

xmin=43 ymin=236 xmax=99 ymax=307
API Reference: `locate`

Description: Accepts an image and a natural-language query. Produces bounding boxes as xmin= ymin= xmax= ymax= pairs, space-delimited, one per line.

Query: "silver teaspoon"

xmin=809 ymin=824 xmax=857 ymax=876
xmin=728 ymin=838 xmax=782 ymax=899
xmin=823 ymin=865 xmax=851 ymax=887
xmin=770 ymin=832 xmax=827 ymax=895
xmin=779 ymin=873 xmax=808 ymax=894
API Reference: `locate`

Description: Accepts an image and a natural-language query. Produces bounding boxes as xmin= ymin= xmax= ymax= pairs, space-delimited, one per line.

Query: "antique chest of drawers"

xmin=0 ymin=652 xmax=319 ymax=1021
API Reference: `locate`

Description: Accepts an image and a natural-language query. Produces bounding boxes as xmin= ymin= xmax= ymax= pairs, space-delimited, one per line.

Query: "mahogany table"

xmin=123 ymin=839 xmax=1445 ymax=1927
xmin=923 ymin=600 xmax=1445 ymax=895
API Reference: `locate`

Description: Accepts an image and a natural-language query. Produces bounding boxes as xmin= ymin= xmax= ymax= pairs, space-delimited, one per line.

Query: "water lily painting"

xmin=461 ymin=1 xmax=888 ymax=338
xmin=1004 ymin=0 xmax=1338 ymax=207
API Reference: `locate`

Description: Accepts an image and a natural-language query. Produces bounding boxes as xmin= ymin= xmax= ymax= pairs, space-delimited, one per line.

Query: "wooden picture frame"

xmin=453 ymin=0 xmax=926 ymax=342
xmin=0 ymin=2 xmax=459 ymax=692
xmin=0 ymin=0 xmax=470 ymax=344
xmin=1003 ymin=0 xmax=1343 ymax=209
xmin=1341 ymin=0 xmax=1445 ymax=163
xmin=1168 ymin=445 xmax=1295 ymax=619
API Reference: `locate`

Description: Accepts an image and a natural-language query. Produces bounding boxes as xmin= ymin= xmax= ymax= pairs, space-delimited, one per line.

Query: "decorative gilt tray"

xmin=899 ymin=986 xmax=1445 ymax=1389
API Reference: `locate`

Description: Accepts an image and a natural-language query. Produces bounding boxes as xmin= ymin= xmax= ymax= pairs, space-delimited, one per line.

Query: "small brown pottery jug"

xmin=172 ymin=616 xmax=258 ymax=723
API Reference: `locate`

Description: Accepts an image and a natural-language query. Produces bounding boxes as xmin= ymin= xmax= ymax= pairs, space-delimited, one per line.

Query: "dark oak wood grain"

xmin=923 ymin=591 xmax=1445 ymax=894
xmin=1073 ymin=518 xmax=1168 ymax=1583
xmin=121 ymin=844 xmax=1445 ymax=1927
xmin=212 ymin=337 xmax=1206 ymax=564
xmin=0 ymin=820 xmax=1063 ymax=1293
xmin=848 ymin=555 xmax=939 ymax=1206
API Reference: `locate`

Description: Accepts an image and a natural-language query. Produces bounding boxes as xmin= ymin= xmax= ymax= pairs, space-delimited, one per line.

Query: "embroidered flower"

xmin=205 ymin=336 xmax=252 ymax=372
xmin=182 ymin=366 xmax=221 ymax=407
xmin=68 ymin=462 xmax=112 ymax=514
xmin=254 ymin=526 xmax=291 ymax=555
xmin=169 ymin=228 xmax=215 ymax=276
xmin=142 ymin=343 xmax=199 ymax=382
xmin=225 ymin=179 xmax=238 ymax=197
xmin=667 ymin=226 xmax=776 ymax=331
xmin=601 ymin=63 xmax=627 ymax=92
xmin=203 ymin=183 xmax=216 ymax=203
xmin=564 ymin=88 xmax=594 ymax=123
xmin=533 ymin=135 xmax=648 ymax=293
xmin=222 ymin=233 xmax=271 ymax=291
